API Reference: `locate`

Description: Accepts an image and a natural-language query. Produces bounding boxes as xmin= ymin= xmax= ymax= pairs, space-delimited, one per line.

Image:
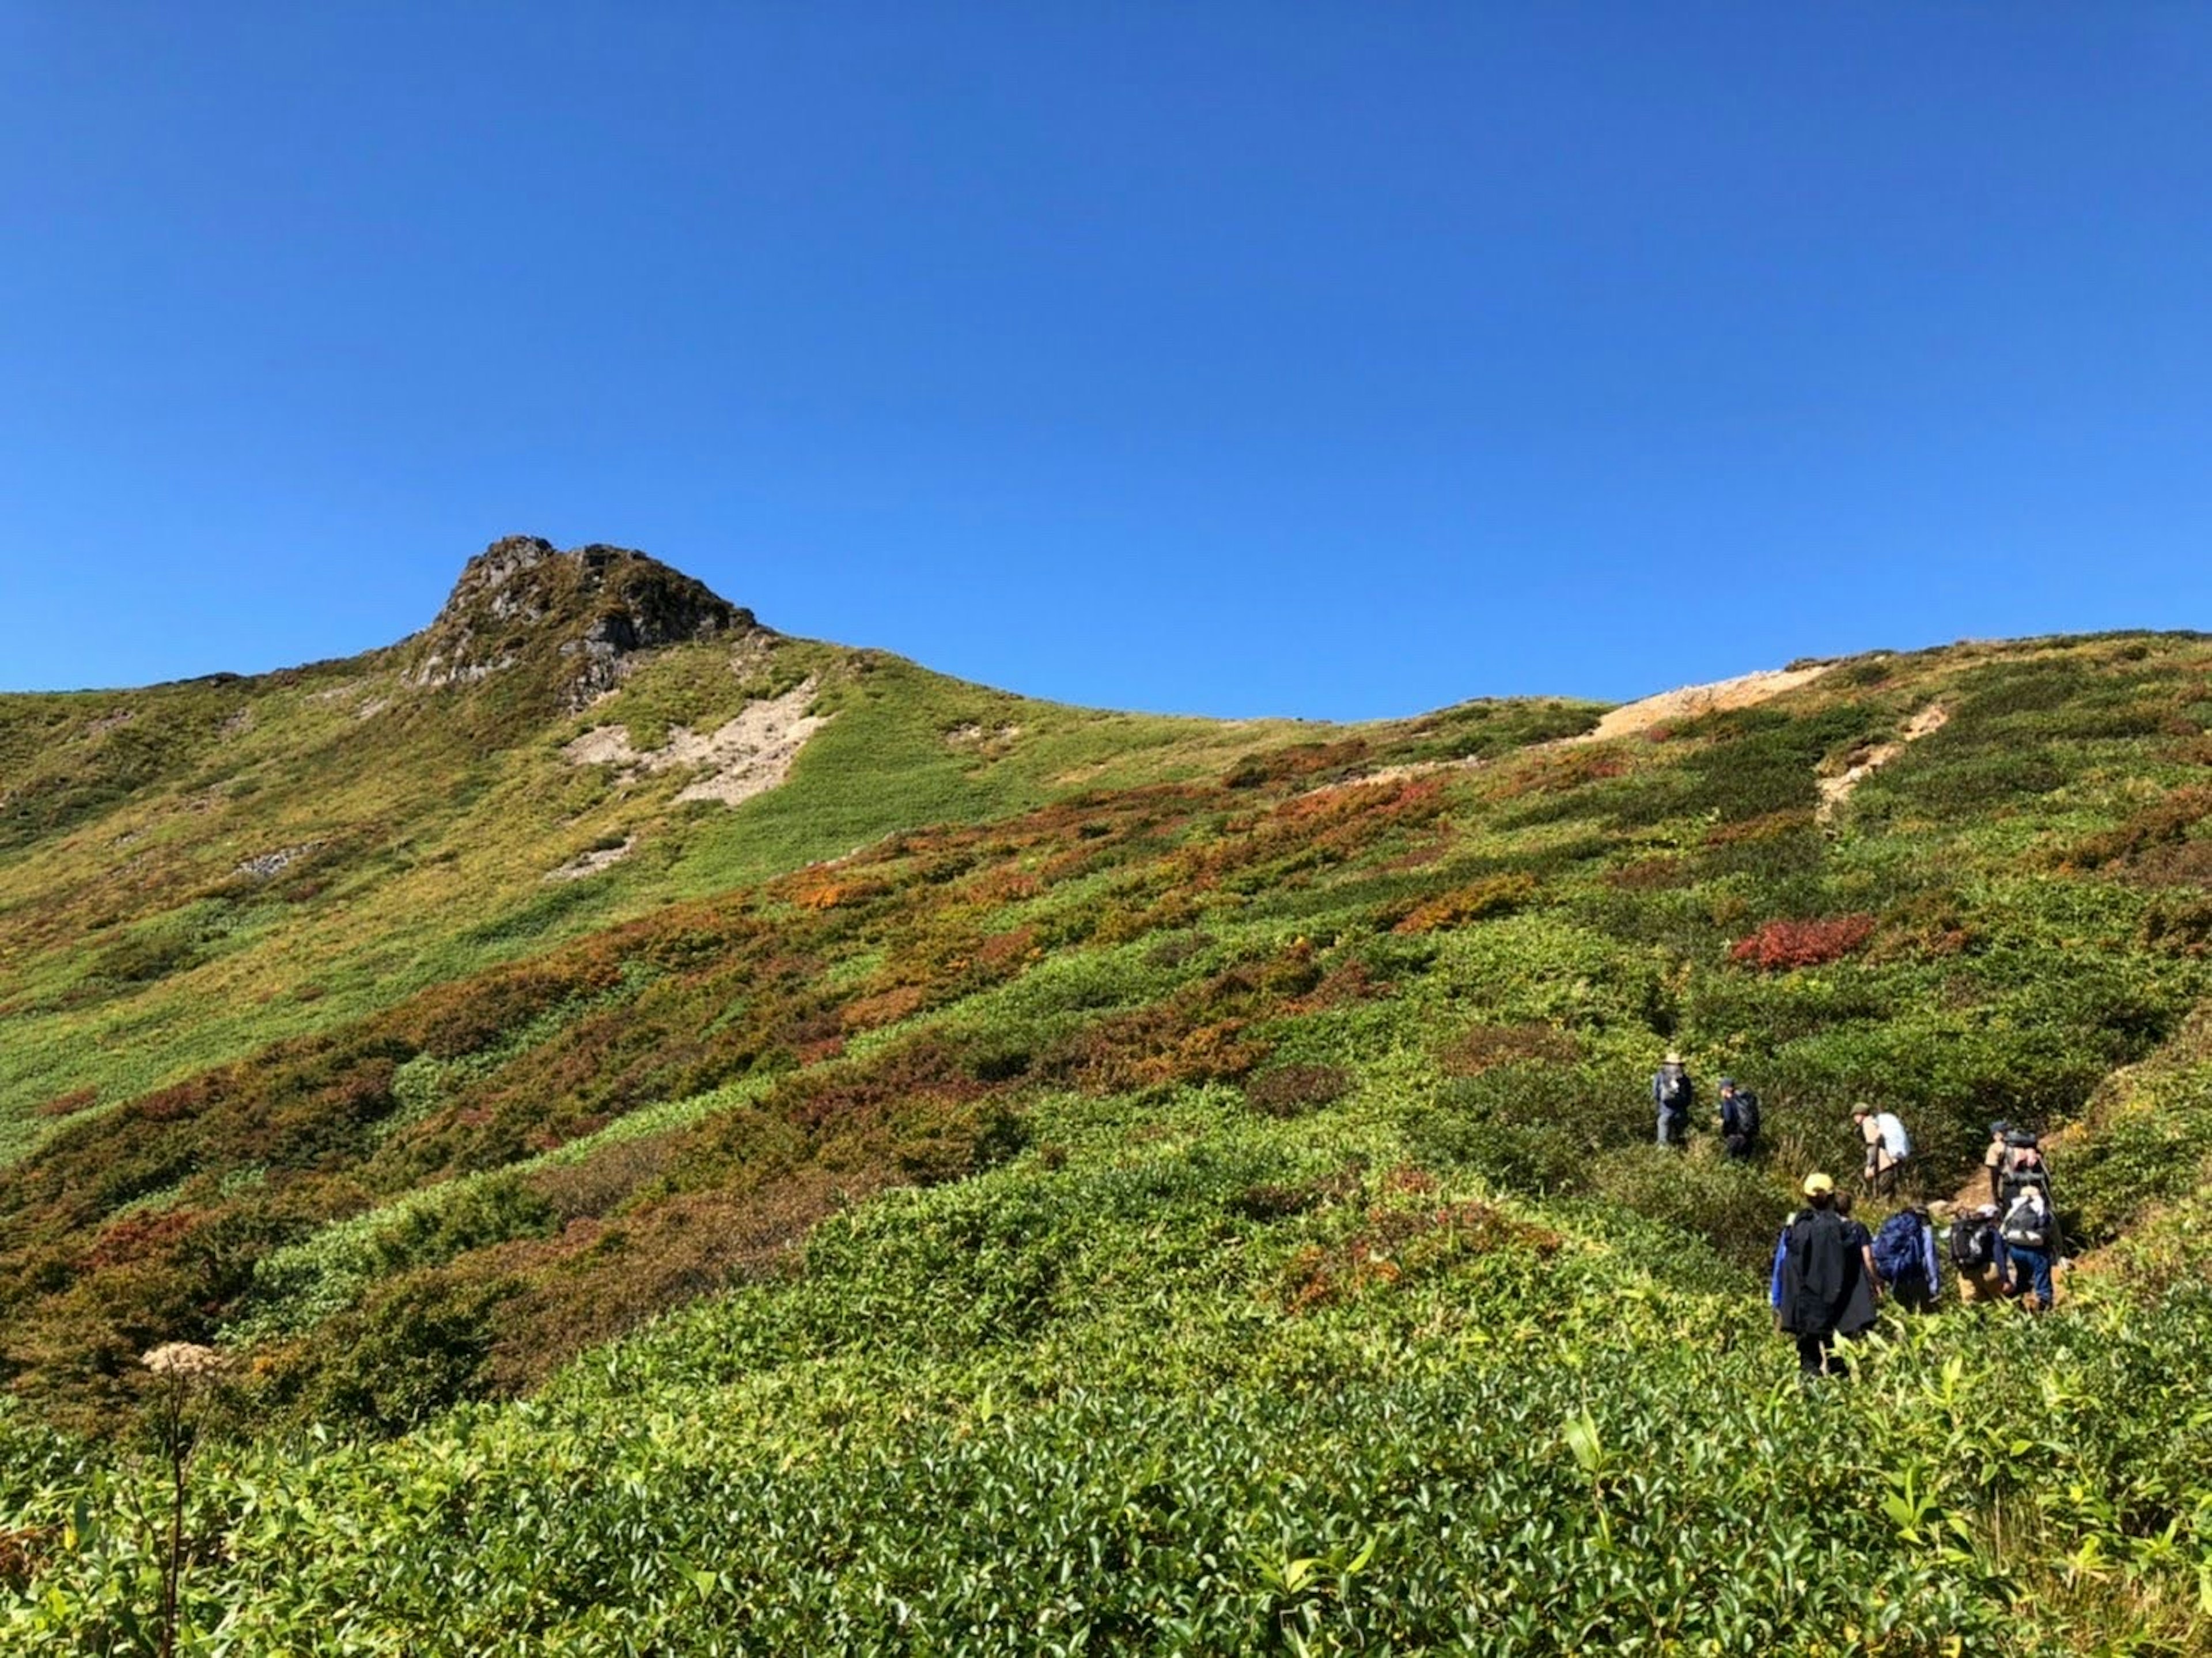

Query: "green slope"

xmin=3 ymin=542 xmax=1488 ymax=1158
xmin=2 ymin=554 xmax=2210 ymax=1653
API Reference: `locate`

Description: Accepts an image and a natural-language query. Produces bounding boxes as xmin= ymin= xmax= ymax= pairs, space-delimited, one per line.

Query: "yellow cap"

xmin=1802 ymin=1171 xmax=1835 ymax=1196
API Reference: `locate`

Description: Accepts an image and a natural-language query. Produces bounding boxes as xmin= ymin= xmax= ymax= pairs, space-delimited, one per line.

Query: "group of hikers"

xmin=1649 ymin=1053 xmax=2066 ymax=1376
xmin=1652 ymin=1050 xmax=1785 ymax=1163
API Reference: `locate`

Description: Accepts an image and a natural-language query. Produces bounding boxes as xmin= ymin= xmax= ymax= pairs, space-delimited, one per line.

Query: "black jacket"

xmin=1836 ymin=1218 xmax=1879 ymax=1336
xmin=1774 ymin=1207 xmax=1849 ymax=1337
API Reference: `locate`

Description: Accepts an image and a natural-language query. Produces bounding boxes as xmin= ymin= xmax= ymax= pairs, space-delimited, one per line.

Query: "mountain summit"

xmin=405 ymin=535 xmax=760 ymax=703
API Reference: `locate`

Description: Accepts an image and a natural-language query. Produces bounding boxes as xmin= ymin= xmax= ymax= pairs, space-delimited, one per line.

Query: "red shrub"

xmin=83 ymin=1207 xmax=203 ymax=1270
xmin=36 ymin=1088 xmax=97 ymax=1120
xmin=1728 ymin=914 xmax=1877 ymax=972
xmin=1244 ymin=1063 xmax=1352 ymax=1118
xmin=1490 ymin=749 xmax=1627 ymax=799
xmin=133 ymin=1079 xmax=215 ymax=1124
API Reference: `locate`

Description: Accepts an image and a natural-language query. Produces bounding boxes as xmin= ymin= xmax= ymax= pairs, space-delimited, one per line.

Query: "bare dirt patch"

xmin=1566 ymin=666 xmax=1832 ymax=746
xmin=1817 ymin=703 xmax=1949 ymax=821
xmin=561 ymin=677 xmax=828 ymax=807
xmin=1305 ymin=665 xmax=1833 ymax=799
xmin=236 ymin=843 xmax=320 ymax=879
xmin=546 ymin=839 xmax=637 ymax=882
xmin=945 ymin=721 xmax=1021 ymax=758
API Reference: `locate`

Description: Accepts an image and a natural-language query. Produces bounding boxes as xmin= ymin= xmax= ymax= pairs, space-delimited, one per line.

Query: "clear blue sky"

xmin=3 ymin=5 xmax=2208 ymax=716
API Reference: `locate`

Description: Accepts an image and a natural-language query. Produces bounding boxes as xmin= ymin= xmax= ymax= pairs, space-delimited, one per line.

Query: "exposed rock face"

xmin=406 ymin=536 xmax=760 ymax=704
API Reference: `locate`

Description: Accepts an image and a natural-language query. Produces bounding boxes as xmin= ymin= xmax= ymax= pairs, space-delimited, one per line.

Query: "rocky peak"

xmin=406 ymin=536 xmax=760 ymax=703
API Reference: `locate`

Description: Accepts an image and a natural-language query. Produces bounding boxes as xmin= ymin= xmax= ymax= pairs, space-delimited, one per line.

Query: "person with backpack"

xmin=1717 ymin=1077 xmax=1760 ymax=1160
xmin=1998 ymin=1181 xmax=2057 ymax=1311
xmin=1984 ymin=1121 xmax=2014 ymax=1205
xmin=1871 ymin=1203 xmax=1941 ymax=1312
xmin=1652 ymin=1050 xmax=1695 ymax=1149
xmin=1947 ymin=1203 xmax=2009 ymax=1304
xmin=1997 ymin=1136 xmax=2062 ymax=1301
xmin=1831 ymin=1191 xmax=1882 ymax=1338
xmin=1771 ymin=1173 xmax=1851 ymax=1376
xmin=2000 ymin=1132 xmax=2051 ymax=1200
xmin=1852 ymin=1105 xmax=1912 ymax=1197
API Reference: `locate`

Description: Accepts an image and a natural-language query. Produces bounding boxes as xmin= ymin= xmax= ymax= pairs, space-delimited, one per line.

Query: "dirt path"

xmin=1816 ymin=703 xmax=1949 ymax=821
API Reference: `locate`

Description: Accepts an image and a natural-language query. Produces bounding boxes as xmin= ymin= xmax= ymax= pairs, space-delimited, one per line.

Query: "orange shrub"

xmin=792 ymin=877 xmax=892 ymax=911
xmin=1389 ymin=874 xmax=1537 ymax=935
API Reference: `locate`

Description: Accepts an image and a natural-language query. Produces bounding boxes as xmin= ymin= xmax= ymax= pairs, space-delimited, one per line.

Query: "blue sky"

xmin=3 ymin=5 xmax=2208 ymax=716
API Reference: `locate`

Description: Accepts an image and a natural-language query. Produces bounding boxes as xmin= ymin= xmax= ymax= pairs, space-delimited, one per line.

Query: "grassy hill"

xmin=1 ymin=544 xmax=2209 ymax=1653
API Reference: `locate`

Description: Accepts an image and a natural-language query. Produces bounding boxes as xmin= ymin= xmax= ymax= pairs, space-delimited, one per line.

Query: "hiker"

xmin=1831 ymin=1191 xmax=1881 ymax=1338
xmin=1652 ymin=1050 xmax=1695 ymax=1148
xmin=1717 ymin=1077 xmax=1760 ymax=1160
xmin=1999 ymin=1131 xmax=2052 ymax=1202
xmin=1948 ymin=1203 xmax=2009 ymax=1304
xmin=1771 ymin=1173 xmax=1850 ymax=1376
xmin=1984 ymin=1122 xmax=2014 ymax=1205
xmin=1997 ymin=1135 xmax=2063 ymax=1302
xmin=1872 ymin=1202 xmax=1941 ymax=1312
xmin=1853 ymin=1105 xmax=1912 ymax=1197
xmin=1998 ymin=1180 xmax=2057 ymax=1311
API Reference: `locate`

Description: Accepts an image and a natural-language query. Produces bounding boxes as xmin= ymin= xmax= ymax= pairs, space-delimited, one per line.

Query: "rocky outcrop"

xmin=406 ymin=536 xmax=760 ymax=704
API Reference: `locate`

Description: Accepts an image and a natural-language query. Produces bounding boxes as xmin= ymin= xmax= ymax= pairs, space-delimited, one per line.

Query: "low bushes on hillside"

xmin=1243 ymin=1063 xmax=1351 ymax=1118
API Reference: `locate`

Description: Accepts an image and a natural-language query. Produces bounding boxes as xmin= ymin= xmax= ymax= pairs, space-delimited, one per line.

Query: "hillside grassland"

xmin=3 ymin=601 xmax=2211 ymax=1653
xmin=1 ymin=629 xmax=1492 ymax=1158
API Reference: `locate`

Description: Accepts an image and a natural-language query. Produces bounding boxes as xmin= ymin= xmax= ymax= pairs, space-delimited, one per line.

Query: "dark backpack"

xmin=2000 ymin=1191 xmax=2050 ymax=1250
xmin=1871 ymin=1211 xmax=1926 ymax=1284
xmin=1949 ymin=1217 xmax=1994 ymax=1271
xmin=2002 ymin=1162 xmax=2052 ymax=1208
xmin=1731 ymin=1090 xmax=1760 ymax=1138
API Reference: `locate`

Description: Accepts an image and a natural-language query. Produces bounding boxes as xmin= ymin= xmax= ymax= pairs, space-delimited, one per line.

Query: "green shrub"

xmin=279 ymin=1272 xmax=518 ymax=1436
xmin=1404 ymin=1063 xmax=1646 ymax=1197
xmin=1585 ymin=1147 xmax=1790 ymax=1274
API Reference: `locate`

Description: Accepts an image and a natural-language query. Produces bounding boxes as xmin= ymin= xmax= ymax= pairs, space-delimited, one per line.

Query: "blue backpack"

xmin=1871 ymin=1211 xmax=1927 ymax=1285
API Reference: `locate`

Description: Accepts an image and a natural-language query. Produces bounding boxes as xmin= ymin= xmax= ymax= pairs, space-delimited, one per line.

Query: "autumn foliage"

xmin=1726 ymin=913 xmax=1877 ymax=972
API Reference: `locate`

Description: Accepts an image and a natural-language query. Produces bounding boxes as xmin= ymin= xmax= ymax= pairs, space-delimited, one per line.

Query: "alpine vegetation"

xmin=2 ymin=545 xmax=2209 ymax=1653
